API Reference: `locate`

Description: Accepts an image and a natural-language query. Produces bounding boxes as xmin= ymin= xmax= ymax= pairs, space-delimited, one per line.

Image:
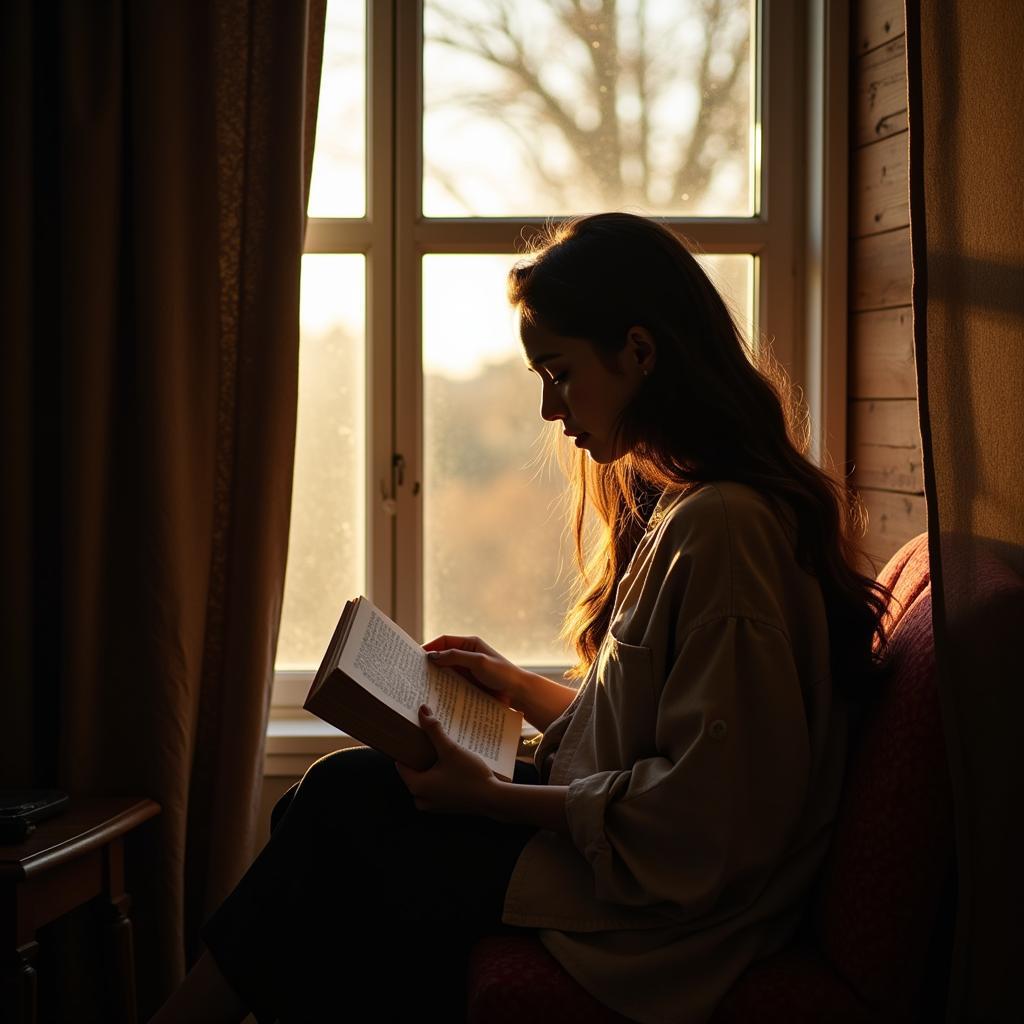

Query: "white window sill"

xmin=267 ymin=666 xmax=564 ymax=775
xmin=264 ymin=707 xmax=542 ymax=778
xmin=264 ymin=710 xmax=364 ymax=776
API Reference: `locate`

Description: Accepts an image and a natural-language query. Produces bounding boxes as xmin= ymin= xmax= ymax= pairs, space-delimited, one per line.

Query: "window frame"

xmin=268 ymin=0 xmax=849 ymax=737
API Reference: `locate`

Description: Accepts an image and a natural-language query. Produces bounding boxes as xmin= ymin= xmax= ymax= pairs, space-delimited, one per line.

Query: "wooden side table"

xmin=1 ymin=797 xmax=160 ymax=1024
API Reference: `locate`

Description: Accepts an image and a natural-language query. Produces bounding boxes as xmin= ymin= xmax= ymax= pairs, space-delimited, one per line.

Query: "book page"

xmin=338 ymin=598 xmax=520 ymax=771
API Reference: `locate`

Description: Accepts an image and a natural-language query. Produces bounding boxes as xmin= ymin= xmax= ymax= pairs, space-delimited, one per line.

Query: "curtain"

xmin=1 ymin=0 xmax=326 ymax=1014
xmin=904 ymin=2 xmax=1024 ymax=1021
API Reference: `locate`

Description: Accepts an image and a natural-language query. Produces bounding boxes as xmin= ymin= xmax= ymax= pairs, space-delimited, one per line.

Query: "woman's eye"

xmin=551 ymin=370 xmax=568 ymax=384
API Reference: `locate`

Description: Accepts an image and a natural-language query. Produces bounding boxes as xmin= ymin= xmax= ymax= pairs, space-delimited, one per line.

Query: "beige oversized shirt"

xmin=502 ymin=482 xmax=847 ymax=1024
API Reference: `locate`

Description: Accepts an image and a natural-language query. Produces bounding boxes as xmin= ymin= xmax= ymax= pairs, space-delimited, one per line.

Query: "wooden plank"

xmin=851 ymin=442 xmax=924 ymax=494
xmin=853 ymin=36 xmax=908 ymax=146
xmin=858 ymin=488 xmax=928 ymax=569
xmin=854 ymin=0 xmax=905 ymax=57
xmin=850 ymin=228 xmax=912 ymax=311
xmin=851 ymin=131 xmax=909 ymax=237
xmin=848 ymin=400 xmax=922 ymax=494
xmin=848 ymin=398 xmax=919 ymax=447
xmin=849 ymin=307 xmax=916 ymax=397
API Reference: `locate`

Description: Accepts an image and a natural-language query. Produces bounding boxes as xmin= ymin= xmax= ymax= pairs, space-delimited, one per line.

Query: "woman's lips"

xmin=572 ymin=432 xmax=590 ymax=448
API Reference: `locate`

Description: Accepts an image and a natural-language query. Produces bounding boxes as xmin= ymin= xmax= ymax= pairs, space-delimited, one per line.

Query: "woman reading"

xmin=153 ymin=212 xmax=888 ymax=1023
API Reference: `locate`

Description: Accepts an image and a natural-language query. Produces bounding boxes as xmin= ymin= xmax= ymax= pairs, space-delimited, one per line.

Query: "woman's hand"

xmin=394 ymin=705 xmax=500 ymax=816
xmin=424 ymin=633 xmax=580 ymax=732
xmin=422 ymin=634 xmax=529 ymax=710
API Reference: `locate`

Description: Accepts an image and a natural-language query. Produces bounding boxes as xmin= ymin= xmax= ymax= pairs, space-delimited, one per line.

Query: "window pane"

xmin=307 ymin=0 xmax=366 ymax=218
xmin=696 ymin=253 xmax=755 ymax=344
xmin=422 ymin=255 xmax=572 ymax=666
xmin=277 ymin=255 xmax=366 ymax=669
xmin=422 ymin=251 xmax=754 ymax=667
xmin=423 ymin=0 xmax=754 ymax=218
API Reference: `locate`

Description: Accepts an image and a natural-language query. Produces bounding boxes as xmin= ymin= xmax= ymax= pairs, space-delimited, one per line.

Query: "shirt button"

xmin=708 ymin=719 xmax=728 ymax=740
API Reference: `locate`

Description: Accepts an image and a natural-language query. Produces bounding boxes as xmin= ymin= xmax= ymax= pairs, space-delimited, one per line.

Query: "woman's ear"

xmin=625 ymin=326 xmax=656 ymax=376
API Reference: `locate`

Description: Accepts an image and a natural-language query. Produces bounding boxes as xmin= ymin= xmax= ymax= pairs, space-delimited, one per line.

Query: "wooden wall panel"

xmin=854 ymin=0 xmax=905 ymax=56
xmin=851 ymin=441 xmax=923 ymax=494
xmin=849 ymin=400 xmax=923 ymax=493
xmin=854 ymin=36 xmax=908 ymax=146
xmin=851 ymin=131 xmax=909 ymax=237
xmin=859 ymin=489 xmax=928 ymax=568
xmin=849 ymin=308 xmax=915 ymax=397
xmin=849 ymin=399 xmax=919 ymax=447
xmin=850 ymin=228 xmax=912 ymax=311
xmin=848 ymin=0 xmax=918 ymax=568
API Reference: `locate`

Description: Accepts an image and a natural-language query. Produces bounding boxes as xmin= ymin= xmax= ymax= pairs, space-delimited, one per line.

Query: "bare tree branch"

xmin=671 ymin=0 xmax=750 ymax=206
xmin=426 ymin=0 xmax=751 ymax=213
xmin=428 ymin=25 xmax=596 ymax=166
xmin=455 ymin=92 xmax=575 ymax=203
xmin=546 ymin=0 xmax=623 ymax=200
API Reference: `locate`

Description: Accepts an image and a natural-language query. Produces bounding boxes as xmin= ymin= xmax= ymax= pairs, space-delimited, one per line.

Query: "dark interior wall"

xmin=1 ymin=1 xmax=58 ymax=788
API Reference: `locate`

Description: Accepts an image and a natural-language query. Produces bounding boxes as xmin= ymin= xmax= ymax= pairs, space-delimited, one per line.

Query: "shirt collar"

xmin=647 ymin=486 xmax=689 ymax=531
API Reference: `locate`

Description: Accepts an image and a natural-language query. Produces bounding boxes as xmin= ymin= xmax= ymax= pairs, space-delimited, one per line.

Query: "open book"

xmin=304 ymin=597 xmax=524 ymax=781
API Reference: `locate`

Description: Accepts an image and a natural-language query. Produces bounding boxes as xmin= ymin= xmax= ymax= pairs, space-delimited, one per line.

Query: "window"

xmin=270 ymin=0 xmax=833 ymax=732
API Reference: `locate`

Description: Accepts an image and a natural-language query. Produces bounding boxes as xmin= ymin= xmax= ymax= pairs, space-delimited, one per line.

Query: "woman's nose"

xmin=540 ymin=382 xmax=566 ymax=422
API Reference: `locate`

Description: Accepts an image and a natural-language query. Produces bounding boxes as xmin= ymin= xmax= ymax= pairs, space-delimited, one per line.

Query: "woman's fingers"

xmin=423 ymin=634 xmax=476 ymax=653
xmin=425 ymin=649 xmax=482 ymax=688
xmin=427 ymin=648 xmax=485 ymax=671
xmin=422 ymin=634 xmax=498 ymax=658
xmin=422 ymin=639 xmax=520 ymax=707
xmin=422 ymin=635 xmax=453 ymax=653
xmin=426 ymin=648 xmax=509 ymax=699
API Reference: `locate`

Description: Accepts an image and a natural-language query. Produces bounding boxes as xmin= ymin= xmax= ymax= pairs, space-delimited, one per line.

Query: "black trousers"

xmin=202 ymin=745 xmax=540 ymax=1023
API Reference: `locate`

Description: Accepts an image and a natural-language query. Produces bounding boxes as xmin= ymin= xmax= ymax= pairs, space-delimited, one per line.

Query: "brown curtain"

xmin=0 ymin=0 xmax=326 ymax=1015
xmin=905 ymin=2 xmax=1024 ymax=1021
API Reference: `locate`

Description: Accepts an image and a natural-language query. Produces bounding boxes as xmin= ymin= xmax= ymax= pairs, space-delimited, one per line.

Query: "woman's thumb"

xmin=419 ymin=704 xmax=447 ymax=744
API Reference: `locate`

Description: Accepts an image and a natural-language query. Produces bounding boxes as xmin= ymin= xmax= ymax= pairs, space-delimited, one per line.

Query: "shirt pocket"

xmin=591 ymin=633 xmax=660 ymax=765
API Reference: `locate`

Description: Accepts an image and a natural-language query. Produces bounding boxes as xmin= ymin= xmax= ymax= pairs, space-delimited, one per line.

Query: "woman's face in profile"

xmin=519 ymin=317 xmax=649 ymax=464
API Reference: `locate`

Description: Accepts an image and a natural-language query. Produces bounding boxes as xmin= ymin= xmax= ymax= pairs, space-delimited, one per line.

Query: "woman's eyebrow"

xmin=526 ymin=352 xmax=561 ymax=369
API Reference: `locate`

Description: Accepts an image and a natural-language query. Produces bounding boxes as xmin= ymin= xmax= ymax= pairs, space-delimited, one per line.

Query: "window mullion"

xmin=803 ymin=0 xmax=850 ymax=467
xmin=757 ymin=0 xmax=802 ymax=374
xmin=367 ymin=0 xmax=396 ymax=616
xmin=304 ymin=219 xmax=374 ymax=251
xmin=392 ymin=0 xmax=423 ymax=639
xmin=413 ymin=218 xmax=774 ymax=255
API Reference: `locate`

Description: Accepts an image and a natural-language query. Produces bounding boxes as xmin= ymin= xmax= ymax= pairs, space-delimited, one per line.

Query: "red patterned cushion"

xmin=814 ymin=533 xmax=953 ymax=1014
xmin=710 ymin=945 xmax=871 ymax=1023
xmin=467 ymin=934 xmax=634 ymax=1024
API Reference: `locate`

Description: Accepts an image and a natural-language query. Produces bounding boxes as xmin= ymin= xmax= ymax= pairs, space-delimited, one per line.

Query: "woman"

xmin=153 ymin=213 xmax=888 ymax=1023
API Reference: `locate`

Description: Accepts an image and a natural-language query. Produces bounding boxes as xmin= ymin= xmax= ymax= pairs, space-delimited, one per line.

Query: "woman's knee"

xmin=288 ymin=744 xmax=411 ymax=819
xmin=269 ymin=782 xmax=298 ymax=833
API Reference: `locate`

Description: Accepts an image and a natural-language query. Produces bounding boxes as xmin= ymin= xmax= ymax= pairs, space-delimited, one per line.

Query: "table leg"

xmin=105 ymin=893 xmax=137 ymax=1024
xmin=103 ymin=835 xmax=138 ymax=1024
xmin=5 ymin=940 xmax=39 ymax=1024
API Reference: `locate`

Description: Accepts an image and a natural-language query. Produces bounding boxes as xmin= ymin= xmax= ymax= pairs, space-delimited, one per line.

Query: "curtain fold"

xmin=1 ymin=0 xmax=326 ymax=1014
xmin=905 ymin=2 xmax=1024 ymax=1021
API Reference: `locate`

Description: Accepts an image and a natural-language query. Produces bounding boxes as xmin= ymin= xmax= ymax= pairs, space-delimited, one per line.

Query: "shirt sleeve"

xmin=563 ymin=614 xmax=813 ymax=917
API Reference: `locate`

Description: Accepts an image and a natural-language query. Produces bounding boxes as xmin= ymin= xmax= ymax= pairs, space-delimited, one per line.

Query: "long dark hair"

xmin=508 ymin=213 xmax=889 ymax=697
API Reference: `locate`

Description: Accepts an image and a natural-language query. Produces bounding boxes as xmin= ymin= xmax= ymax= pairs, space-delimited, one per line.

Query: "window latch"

xmin=380 ymin=453 xmax=405 ymax=517
xmin=392 ymin=452 xmax=406 ymax=488
xmin=381 ymin=453 xmax=417 ymax=516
